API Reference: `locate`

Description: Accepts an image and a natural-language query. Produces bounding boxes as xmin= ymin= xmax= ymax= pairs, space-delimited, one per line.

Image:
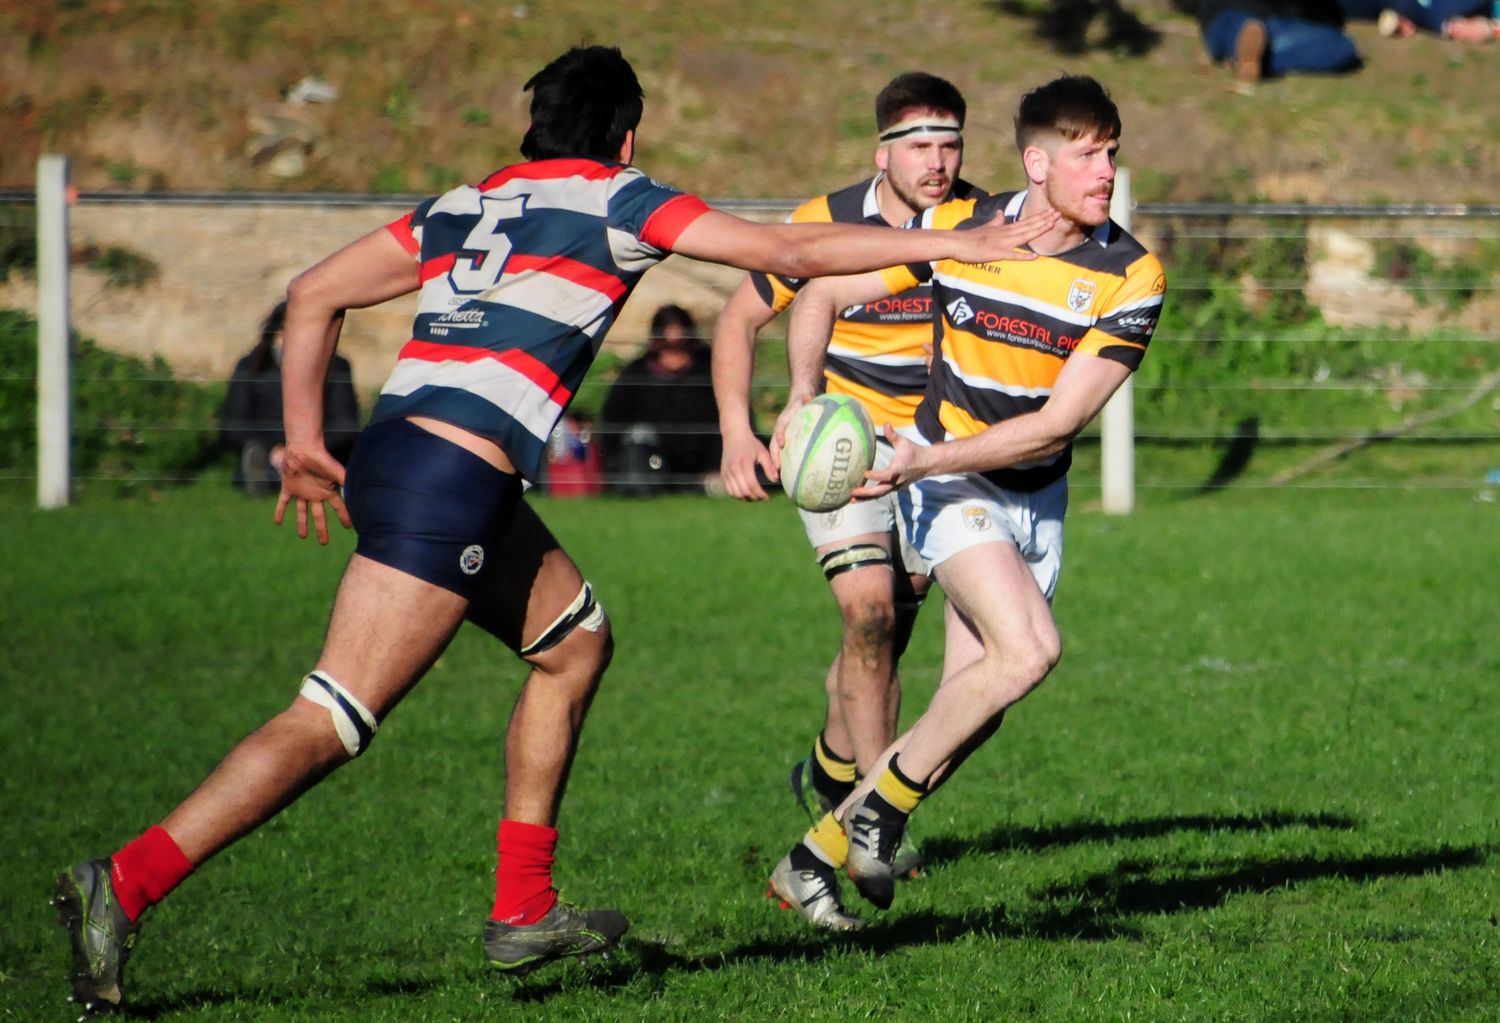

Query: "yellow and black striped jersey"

xmin=751 ymin=175 xmax=986 ymax=430
xmin=881 ymin=190 xmax=1166 ymax=492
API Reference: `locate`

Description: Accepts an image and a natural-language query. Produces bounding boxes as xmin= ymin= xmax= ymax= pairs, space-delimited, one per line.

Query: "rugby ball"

xmin=780 ymin=394 xmax=877 ymax=512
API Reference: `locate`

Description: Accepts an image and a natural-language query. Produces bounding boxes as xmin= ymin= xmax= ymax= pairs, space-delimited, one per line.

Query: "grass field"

xmin=2 ymin=485 xmax=1496 ymax=1021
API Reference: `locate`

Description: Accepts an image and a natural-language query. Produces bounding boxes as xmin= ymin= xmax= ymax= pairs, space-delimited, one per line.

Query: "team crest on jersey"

xmin=1067 ymin=278 xmax=1096 ymax=313
xmin=946 ymin=296 xmax=975 ymax=326
xmin=459 ymin=544 xmax=485 ymax=575
xmin=962 ymin=506 xmax=990 ymax=532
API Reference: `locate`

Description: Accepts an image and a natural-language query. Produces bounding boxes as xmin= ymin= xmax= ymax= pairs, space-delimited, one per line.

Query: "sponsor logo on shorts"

xmin=459 ymin=544 xmax=485 ymax=575
xmin=1067 ymin=278 xmax=1096 ymax=313
xmin=823 ymin=509 xmax=844 ymax=529
xmin=962 ymin=506 xmax=990 ymax=532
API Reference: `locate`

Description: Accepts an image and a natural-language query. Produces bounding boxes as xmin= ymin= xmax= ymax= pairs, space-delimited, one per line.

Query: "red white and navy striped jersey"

xmin=373 ymin=158 xmax=710 ymax=480
xmin=749 ymin=175 xmax=986 ymax=431
xmin=882 ymin=190 xmax=1166 ymax=492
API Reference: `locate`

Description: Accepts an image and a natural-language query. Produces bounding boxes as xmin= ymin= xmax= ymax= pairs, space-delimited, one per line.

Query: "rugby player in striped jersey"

xmin=710 ymin=74 xmax=990 ymax=930
xmin=52 ymin=47 xmax=1055 ymax=1013
xmin=772 ymin=75 xmax=1166 ymax=920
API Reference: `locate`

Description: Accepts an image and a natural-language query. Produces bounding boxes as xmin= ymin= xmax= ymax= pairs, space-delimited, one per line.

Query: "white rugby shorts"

xmin=896 ymin=436 xmax=1068 ymax=602
xmin=797 ymin=439 xmax=927 ymax=576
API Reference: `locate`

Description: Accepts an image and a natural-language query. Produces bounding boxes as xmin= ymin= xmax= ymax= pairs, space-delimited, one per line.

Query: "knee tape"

xmin=519 ymin=581 xmax=606 ymax=658
xmin=818 ymin=543 xmax=892 ymax=581
xmin=299 ymin=670 xmax=378 ymax=758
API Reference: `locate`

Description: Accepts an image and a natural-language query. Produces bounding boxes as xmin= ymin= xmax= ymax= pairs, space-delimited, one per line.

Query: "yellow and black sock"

xmin=809 ymin=732 xmax=857 ymax=808
xmin=865 ymin=754 xmax=928 ymax=821
xmin=801 ymin=811 xmax=850 ymax=869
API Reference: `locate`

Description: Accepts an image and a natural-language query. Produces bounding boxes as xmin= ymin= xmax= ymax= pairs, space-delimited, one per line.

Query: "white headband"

xmin=878 ymin=115 xmax=962 ymax=144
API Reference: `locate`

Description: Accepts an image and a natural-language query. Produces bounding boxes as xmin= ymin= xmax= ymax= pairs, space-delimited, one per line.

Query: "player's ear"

xmin=1022 ymin=145 xmax=1049 ymax=186
xmin=617 ymin=129 xmax=635 ymax=164
xmin=874 ymin=144 xmax=890 ymax=173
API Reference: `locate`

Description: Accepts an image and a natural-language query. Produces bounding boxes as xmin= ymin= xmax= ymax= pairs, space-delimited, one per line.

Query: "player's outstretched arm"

xmin=711 ymin=277 xmax=778 ymax=499
xmin=670 ymin=208 xmax=1055 ymax=281
xmin=854 ymin=352 xmax=1132 ymax=499
xmin=276 ymin=227 xmax=421 ymax=544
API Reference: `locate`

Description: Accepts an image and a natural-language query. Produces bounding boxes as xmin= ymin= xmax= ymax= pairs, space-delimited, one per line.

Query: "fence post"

xmin=36 ymin=155 xmax=72 ymax=509
xmin=1101 ymin=167 xmax=1135 ymax=515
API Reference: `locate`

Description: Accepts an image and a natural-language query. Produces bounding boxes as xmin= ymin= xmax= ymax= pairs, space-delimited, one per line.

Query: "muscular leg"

xmin=161 ymin=554 xmax=470 ymax=864
xmin=836 ymin=540 xmax=1058 ymax=814
xmin=885 ymin=542 xmax=1058 ymax=784
xmin=465 ymin=501 xmax=612 ymax=827
xmin=817 ymin=530 xmax=901 ymax=774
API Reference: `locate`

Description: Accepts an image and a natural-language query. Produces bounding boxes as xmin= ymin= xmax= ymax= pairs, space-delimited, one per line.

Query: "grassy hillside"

xmin=3 ymin=0 xmax=1497 ymax=202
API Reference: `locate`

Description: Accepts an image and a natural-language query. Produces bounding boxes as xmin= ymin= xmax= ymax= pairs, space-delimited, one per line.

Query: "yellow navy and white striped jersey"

xmin=751 ymin=175 xmax=986 ymax=430
xmin=881 ymin=190 xmax=1166 ymax=492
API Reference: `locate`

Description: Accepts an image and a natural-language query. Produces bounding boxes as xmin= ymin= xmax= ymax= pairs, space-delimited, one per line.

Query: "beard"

xmin=887 ymin=171 xmax=952 ymax=214
xmin=1044 ymin=175 xmax=1111 ymax=228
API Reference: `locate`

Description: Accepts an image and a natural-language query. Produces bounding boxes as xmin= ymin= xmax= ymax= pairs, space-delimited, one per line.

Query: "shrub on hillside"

xmin=0 ymin=309 xmax=224 ymax=483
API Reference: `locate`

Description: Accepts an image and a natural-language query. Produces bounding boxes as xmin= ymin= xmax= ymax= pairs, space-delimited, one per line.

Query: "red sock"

xmin=491 ymin=819 xmax=558 ymax=925
xmin=111 ymin=826 xmax=194 ymax=922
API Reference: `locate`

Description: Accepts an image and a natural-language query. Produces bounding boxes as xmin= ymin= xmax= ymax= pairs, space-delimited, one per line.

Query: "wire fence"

xmin=1 ymin=192 xmax=1497 ymax=496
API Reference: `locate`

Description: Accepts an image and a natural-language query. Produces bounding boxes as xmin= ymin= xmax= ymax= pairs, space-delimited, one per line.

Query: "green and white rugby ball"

xmin=780 ymin=394 xmax=877 ymax=512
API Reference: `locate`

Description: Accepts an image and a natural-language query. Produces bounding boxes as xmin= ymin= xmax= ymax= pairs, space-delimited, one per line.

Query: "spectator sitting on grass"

xmin=1339 ymin=0 xmax=1497 ymax=43
xmin=1196 ymin=0 xmax=1362 ymax=93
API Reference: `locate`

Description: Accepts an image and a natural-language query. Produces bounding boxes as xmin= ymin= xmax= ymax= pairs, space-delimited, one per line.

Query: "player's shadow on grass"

xmin=128 ymin=974 xmax=445 ymax=1019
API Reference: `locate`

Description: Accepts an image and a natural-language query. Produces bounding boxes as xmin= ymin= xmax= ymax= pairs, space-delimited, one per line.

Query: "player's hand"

xmin=720 ymin=431 xmax=774 ymax=500
xmin=851 ymin=425 xmax=926 ymax=500
xmin=274 ymin=444 xmax=351 ymax=545
xmin=956 ymin=208 xmax=1059 ymax=264
xmin=768 ymin=392 xmax=815 ymax=476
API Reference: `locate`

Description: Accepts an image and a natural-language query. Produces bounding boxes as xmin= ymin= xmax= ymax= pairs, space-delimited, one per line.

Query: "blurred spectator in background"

xmin=600 ymin=304 xmax=722 ymax=496
xmin=1342 ymin=0 xmax=1498 ymax=42
xmin=543 ymin=410 xmax=606 ymax=497
xmin=220 ymin=301 xmax=361 ymax=495
xmin=1197 ymin=0 xmax=1362 ymax=91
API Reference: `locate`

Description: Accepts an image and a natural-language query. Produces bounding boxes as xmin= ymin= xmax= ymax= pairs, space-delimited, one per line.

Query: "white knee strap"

xmin=519 ymin=581 xmax=606 ymax=657
xmin=300 ymin=670 xmax=378 ymax=757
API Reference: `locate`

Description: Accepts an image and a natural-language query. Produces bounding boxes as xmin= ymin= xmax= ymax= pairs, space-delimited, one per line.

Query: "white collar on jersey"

xmin=862 ymin=174 xmax=884 ymax=219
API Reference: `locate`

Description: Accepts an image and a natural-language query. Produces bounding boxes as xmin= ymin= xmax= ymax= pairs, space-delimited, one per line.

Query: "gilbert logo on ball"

xmin=780 ymin=395 xmax=877 ymax=512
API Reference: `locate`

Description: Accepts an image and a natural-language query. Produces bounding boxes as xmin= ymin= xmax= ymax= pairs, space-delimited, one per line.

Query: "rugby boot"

xmin=53 ymin=859 xmax=140 ymax=1016
xmin=793 ymin=758 xmax=925 ymax=879
xmin=891 ymin=833 xmax=926 ymax=880
xmin=483 ymin=900 xmax=629 ymax=975
xmin=843 ymin=793 xmax=906 ymax=910
xmin=789 ymin=757 xmax=836 ymax=819
xmin=766 ymin=852 xmax=866 ymax=932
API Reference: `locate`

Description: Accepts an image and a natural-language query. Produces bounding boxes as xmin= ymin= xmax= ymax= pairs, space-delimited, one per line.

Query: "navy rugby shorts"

xmin=344 ymin=417 xmax=523 ymax=600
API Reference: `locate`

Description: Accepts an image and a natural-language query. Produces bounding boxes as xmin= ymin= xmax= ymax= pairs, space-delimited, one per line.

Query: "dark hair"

xmin=521 ymin=46 xmax=644 ymax=161
xmin=249 ymin=301 xmax=287 ymax=373
xmin=1014 ymin=75 xmax=1120 ymax=153
xmin=875 ymin=72 xmax=967 ymax=131
xmin=649 ymin=303 xmax=697 ymax=338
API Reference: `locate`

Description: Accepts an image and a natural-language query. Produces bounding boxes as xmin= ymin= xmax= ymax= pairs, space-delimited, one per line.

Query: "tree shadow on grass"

xmin=124 ymin=813 xmax=1492 ymax=1011
xmin=986 ymin=0 xmax=1164 ymax=56
xmin=504 ymin=824 xmax=1492 ymax=1003
xmin=917 ymin=807 xmax=1356 ymax=869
